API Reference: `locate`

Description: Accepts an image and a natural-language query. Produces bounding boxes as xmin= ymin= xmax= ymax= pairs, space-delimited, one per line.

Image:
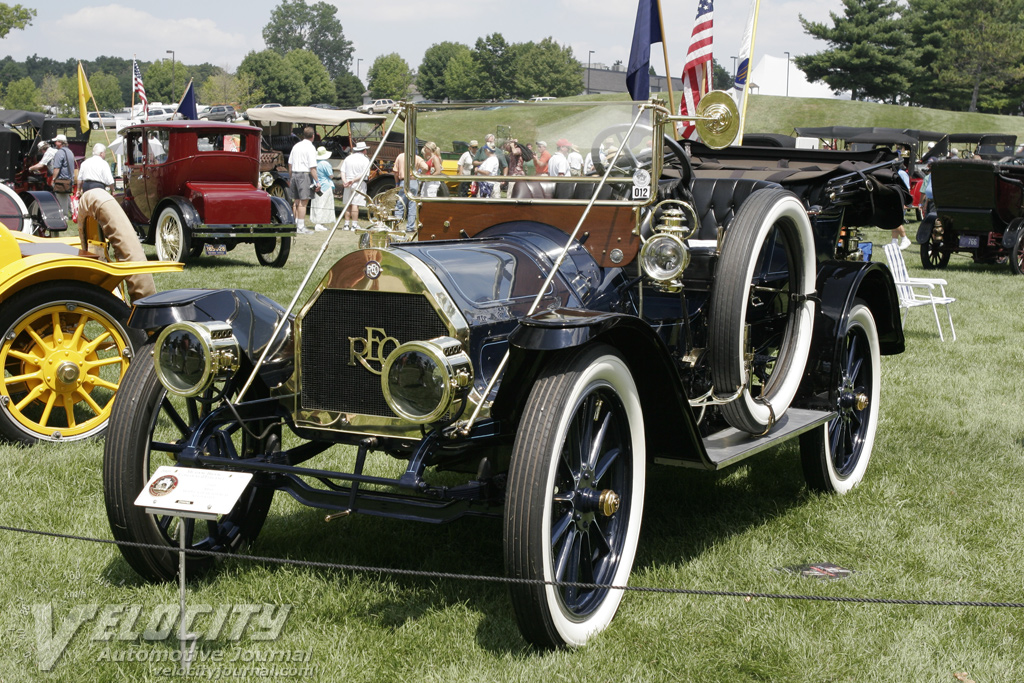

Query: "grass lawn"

xmin=2 ymin=206 xmax=1024 ymax=678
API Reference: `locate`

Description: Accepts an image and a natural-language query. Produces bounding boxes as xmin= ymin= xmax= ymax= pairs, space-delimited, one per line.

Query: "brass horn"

xmin=672 ymin=90 xmax=740 ymax=149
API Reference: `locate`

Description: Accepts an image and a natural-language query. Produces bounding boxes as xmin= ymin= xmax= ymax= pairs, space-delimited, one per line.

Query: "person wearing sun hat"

xmin=309 ymin=145 xmax=335 ymax=231
xmin=547 ymin=138 xmax=571 ymax=177
xmin=340 ymin=141 xmax=370 ymax=230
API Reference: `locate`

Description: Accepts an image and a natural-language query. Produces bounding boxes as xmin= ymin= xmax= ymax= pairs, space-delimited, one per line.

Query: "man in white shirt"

xmin=567 ymin=144 xmax=584 ymax=177
xmin=77 ymin=143 xmax=115 ymax=194
xmin=29 ymin=140 xmax=56 ymax=175
xmin=340 ymin=141 xmax=371 ymax=229
xmin=288 ymin=127 xmax=318 ymax=233
xmin=547 ymin=139 xmax=571 ymax=177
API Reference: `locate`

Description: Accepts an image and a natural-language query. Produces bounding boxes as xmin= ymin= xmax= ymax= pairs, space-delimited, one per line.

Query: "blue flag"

xmin=626 ymin=0 xmax=663 ymax=101
xmin=177 ymin=79 xmax=198 ymax=120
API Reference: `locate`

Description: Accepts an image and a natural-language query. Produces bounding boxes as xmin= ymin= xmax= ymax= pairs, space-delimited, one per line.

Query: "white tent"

xmin=749 ymin=55 xmax=849 ymax=100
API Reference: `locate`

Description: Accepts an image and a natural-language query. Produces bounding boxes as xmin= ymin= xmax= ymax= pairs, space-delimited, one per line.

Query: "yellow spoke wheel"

xmin=0 ymin=282 xmax=138 ymax=444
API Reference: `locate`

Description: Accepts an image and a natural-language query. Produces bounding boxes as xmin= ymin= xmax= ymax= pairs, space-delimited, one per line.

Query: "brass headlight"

xmin=381 ymin=337 xmax=472 ymax=424
xmin=260 ymin=172 xmax=274 ymax=188
xmin=154 ymin=321 xmax=239 ymax=397
xmin=640 ymin=233 xmax=690 ymax=282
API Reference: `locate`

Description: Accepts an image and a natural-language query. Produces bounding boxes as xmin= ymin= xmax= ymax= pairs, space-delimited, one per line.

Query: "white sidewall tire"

xmin=711 ymin=190 xmax=817 ymax=433
xmin=155 ymin=206 xmax=187 ymax=262
xmin=825 ymin=304 xmax=880 ymax=494
xmin=539 ymin=352 xmax=646 ymax=647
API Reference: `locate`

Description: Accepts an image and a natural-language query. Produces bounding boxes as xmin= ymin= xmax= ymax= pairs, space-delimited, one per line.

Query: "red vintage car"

xmin=119 ymin=121 xmax=295 ymax=267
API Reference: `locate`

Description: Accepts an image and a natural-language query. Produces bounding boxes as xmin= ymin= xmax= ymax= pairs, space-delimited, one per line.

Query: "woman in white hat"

xmin=309 ymin=145 xmax=335 ymax=231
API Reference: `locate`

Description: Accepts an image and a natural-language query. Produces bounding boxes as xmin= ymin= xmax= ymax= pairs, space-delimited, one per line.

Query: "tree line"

xmin=797 ymin=0 xmax=1024 ymax=113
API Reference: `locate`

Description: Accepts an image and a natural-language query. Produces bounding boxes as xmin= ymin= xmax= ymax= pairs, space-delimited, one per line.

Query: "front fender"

xmin=128 ymin=288 xmax=295 ymax=391
xmin=0 ymin=241 xmax=182 ymax=301
xmin=20 ymin=191 xmax=66 ymax=232
xmin=916 ymin=212 xmax=936 ymax=244
xmin=148 ymin=196 xmax=202 ymax=242
xmin=495 ymin=309 xmax=710 ymax=467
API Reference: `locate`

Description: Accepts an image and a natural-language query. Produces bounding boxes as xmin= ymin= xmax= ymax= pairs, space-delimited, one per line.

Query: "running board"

xmin=655 ymin=408 xmax=835 ymax=470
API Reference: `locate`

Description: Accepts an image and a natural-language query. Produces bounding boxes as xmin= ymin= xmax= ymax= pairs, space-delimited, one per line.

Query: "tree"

xmin=796 ymin=0 xmax=913 ymax=103
xmin=712 ymin=58 xmax=733 ymax=91
xmin=200 ymin=70 xmax=265 ymax=109
xmin=509 ymin=38 xmax=583 ymax=98
xmin=471 ymin=34 xmax=514 ymax=100
xmin=57 ymin=75 xmax=77 ymax=116
xmin=262 ymin=0 xmax=353 ymax=78
xmin=443 ymin=49 xmax=476 ymax=102
xmin=39 ymin=74 xmax=62 ymax=113
xmin=418 ymin=42 xmax=470 ymax=102
xmin=334 ymin=72 xmax=363 ymax=109
xmin=285 ymin=49 xmax=335 ymax=104
xmin=910 ymin=0 xmax=1024 ymax=112
xmin=238 ymin=49 xmax=308 ymax=105
xmin=89 ymin=71 xmax=123 ymax=111
xmin=144 ymin=59 xmax=193 ymax=104
xmin=4 ymin=76 xmax=39 ymax=110
xmin=366 ymin=53 xmax=413 ymax=100
xmin=0 ymin=3 xmax=35 ymax=40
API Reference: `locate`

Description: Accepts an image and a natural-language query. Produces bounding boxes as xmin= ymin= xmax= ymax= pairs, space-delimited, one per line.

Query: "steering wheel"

xmin=590 ymin=124 xmax=692 ymax=189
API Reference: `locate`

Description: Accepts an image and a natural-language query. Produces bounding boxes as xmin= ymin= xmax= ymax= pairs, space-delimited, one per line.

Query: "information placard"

xmin=135 ymin=466 xmax=254 ymax=521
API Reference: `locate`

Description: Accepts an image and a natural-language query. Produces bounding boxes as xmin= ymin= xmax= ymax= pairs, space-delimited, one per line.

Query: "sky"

xmin=2 ymin=0 xmax=844 ymax=84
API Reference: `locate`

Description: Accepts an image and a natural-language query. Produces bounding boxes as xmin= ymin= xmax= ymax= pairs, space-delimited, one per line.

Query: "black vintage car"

xmin=102 ymin=97 xmax=906 ymax=649
xmin=919 ymin=158 xmax=1024 ymax=274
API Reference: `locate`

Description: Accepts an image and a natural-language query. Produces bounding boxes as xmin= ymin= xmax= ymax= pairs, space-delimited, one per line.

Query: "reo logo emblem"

xmin=364 ymin=261 xmax=382 ymax=279
xmin=348 ymin=327 xmax=399 ymax=375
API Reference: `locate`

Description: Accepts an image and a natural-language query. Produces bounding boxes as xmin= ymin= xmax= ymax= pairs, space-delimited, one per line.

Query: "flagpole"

xmin=737 ymin=0 xmax=762 ymax=144
xmin=654 ymin=0 xmax=675 ymax=115
xmin=175 ymin=78 xmax=193 ymax=113
xmin=81 ymin=63 xmax=112 ymax=145
xmin=131 ymin=56 xmax=136 ymax=121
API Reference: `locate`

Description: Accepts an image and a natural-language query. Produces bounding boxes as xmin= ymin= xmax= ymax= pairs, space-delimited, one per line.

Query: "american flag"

xmin=679 ymin=0 xmax=714 ymax=140
xmin=132 ymin=59 xmax=148 ymax=116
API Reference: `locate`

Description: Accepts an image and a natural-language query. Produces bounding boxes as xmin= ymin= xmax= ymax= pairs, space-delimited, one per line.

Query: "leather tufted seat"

xmin=689 ymin=177 xmax=782 ymax=240
xmin=510 ymin=181 xmax=556 ymax=199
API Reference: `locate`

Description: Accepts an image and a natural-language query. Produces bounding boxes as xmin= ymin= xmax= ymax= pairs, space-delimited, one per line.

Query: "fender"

xmin=147 ymin=196 xmax=202 ymax=244
xmin=916 ymin=212 xmax=936 ymax=244
xmin=0 ymin=230 xmax=182 ymax=300
xmin=128 ymin=288 xmax=295 ymax=390
xmin=798 ymin=260 xmax=905 ymax=400
xmin=269 ymin=195 xmax=294 ymax=224
xmin=1000 ymin=217 xmax=1024 ymax=250
xmin=495 ymin=308 xmax=711 ymax=468
xmin=19 ymin=190 xmax=66 ymax=232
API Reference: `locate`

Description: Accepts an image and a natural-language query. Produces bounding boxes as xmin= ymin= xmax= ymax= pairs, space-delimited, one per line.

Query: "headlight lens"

xmin=381 ymin=337 xmax=472 ymax=424
xmin=260 ymin=172 xmax=274 ymax=188
xmin=640 ymin=233 xmax=690 ymax=281
xmin=154 ymin=321 xmax=239 ymax=397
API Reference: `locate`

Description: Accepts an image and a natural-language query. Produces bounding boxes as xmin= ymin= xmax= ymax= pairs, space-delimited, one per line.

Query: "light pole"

xmin=587 ymin=50 xmax=595 ymax=95
xmin=166 ymin=50 xmax=175 ymax=100
xmin=731 ymin=55 xmax=737 ymax=82
xmin=784 ymin=51 xmax=790 ymax=97
xmin=357 ymin=58 xmax=363 ymax=80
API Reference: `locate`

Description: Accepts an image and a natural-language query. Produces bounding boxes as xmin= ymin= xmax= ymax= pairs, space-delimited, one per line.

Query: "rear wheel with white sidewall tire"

xmin=154 ymin=205 xmax=190 ymax=262
xmin=505 ymin=344 xmax=645 ymax=648
xmin=800 ymin=302 xmax=880 ymax=494
xmin=1010 ymin=230 xmax=1024 ymax=275
xmin=708 ymin=188 xmax=816 ymax=434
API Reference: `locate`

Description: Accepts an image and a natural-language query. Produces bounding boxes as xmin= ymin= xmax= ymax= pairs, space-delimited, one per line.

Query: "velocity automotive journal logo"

xmin=28 ymin=602 xmax=292 ymax=671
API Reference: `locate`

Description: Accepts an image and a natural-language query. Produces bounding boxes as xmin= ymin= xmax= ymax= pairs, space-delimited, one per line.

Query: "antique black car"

xmin=0 ymin=110 xmax=86 ymax=236
xmin=919 ymin=158 xmax=1024 ymax=274
xmin=102 ymin=97 xmax=905 ymax=648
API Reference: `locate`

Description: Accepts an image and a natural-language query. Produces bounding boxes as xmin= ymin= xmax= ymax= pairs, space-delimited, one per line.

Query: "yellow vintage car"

xmin=0 ymin=186 xmax=181 ymax=444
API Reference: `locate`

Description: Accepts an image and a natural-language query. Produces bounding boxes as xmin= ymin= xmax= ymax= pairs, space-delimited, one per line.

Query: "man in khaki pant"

xmin=77 ymin=188 xmax=156 ymax=300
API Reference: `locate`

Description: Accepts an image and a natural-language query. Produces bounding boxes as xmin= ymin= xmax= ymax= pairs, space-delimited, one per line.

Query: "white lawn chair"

xmin=883 ymin=242 xmax=957 ymax=341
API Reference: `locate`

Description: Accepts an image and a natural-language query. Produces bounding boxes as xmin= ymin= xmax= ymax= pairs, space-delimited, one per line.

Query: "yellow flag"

xmin=77 ymin=61 xmax=93 ymax=132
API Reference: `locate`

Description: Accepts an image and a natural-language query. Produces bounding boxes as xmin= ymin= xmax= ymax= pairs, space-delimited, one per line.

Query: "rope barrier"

xmin=2 ymin=523 xmax=1022 ymax=608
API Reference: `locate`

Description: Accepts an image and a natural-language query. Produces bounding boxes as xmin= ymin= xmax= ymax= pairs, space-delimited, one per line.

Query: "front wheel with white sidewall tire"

xmin=800 ymin=302 xmax=880 ymax=494
xmin=154 ymin=205 xmax=190 ymax=262
xmin=708 ymin=188 xmax=816 ymax=434
xmin=505 ymin=344 xmax=645 ymax=648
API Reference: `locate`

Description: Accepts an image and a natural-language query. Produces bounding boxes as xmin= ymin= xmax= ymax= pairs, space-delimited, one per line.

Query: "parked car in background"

xmin=86 ymin=111 xmax=118 ymax=130
xmin=529 ymin=96 xmax=555 ymax=102
xmin=145 ymin=107 xmax=176 ymax=122
xmin=919 ymin=158 xmax=1024 ymax=274
xmin=242 ymin=103 xmax=282 ymax=120
xmin=356 ymin=99 xmax=395 ymax=114
xmin=117 ymin=120 xmax=295 ymax=266
xmin=200 ymin=105 xmax=238 ymax=122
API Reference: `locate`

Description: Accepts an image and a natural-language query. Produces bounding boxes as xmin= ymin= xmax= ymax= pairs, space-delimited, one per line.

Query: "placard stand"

xmin=135 ymin=466 xmax=255 ymax=675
